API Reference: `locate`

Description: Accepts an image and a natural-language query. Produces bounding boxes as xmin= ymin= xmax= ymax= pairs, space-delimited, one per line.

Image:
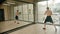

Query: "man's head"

xmin=17 ymin=10 xmax=19 ymax=12
xmin=46 ymin=7 xmax=49 ymax=10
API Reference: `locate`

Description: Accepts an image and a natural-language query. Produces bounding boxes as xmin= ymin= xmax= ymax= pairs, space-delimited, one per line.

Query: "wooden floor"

xmin=10 ymin=24 xmax=60 ymax=34
xmin=0 ymin=21 xmax=60 ymax=34
xmin=0 ymin=21 xmax=32 ymax=33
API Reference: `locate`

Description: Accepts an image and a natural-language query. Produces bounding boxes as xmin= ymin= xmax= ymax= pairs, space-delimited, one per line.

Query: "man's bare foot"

xmin=17 ymin=22 xmax=19 ymax=24
xmin=43 ymin=28 xmax=46 ymax=30
xmin=14 ymin=21 xmax=16 ymax=23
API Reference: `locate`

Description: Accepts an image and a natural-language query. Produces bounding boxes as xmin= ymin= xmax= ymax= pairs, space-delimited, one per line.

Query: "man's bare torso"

xmin=16 ymin=12 xmax=19 ymax=16
xmin=45 ymin=10 xmax=52 ymax=16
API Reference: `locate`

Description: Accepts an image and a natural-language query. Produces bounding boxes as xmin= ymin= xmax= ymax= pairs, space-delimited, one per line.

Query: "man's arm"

xmin=50 ymin=10 xmax=52 ymax=15
xmin=44 ymin=11 xmax=47 ymax=15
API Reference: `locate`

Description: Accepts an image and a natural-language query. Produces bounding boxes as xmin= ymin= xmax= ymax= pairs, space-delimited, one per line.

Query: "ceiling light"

xmin=7 ymin=2 xmax=15 ymax=4
xmin=3 ymin=3 xmax=10 ymax=6
xmin=3 ymin=3 xmax=8 ymax=5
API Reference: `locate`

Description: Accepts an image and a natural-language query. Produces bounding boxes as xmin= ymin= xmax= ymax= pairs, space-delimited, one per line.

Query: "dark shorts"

xmin=15 ymin=16 xmax=18 ymax=20
xmin=44 ymin=16 xmax=53 ymax=23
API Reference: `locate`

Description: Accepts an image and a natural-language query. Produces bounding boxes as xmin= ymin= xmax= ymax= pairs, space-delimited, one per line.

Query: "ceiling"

xmin=0 ymin=0 xmax=48 ymax=6
xmin=2 ymin=0 xmax=48 ymax=3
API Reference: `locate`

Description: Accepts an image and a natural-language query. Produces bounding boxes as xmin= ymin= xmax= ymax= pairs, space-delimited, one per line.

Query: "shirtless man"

xmin=15 ymin=10 xmax=19 ymax=24
xmin=43 ymin=7 xmax=53 ymax=30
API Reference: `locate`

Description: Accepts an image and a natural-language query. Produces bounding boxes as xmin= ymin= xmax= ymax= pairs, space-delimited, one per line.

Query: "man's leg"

xmin=43 ymin=23 xmax=46 ymax=30
xmin=15 ymin=16 xmax=19 ymax=24
xmin=17 ymin=20 xmax=19 ymax=24
xmin=43 ymin=16 xmax=47 ymax=30
xmin=16 ymin=17 xmax=19 ymax=24
xmin=14 ymin=19 xmax=17 ymax=23
xmin=52 ymin=23 xmax=57 ymax=32
xmin=14 ymin=16 xmax=17 ymax=23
